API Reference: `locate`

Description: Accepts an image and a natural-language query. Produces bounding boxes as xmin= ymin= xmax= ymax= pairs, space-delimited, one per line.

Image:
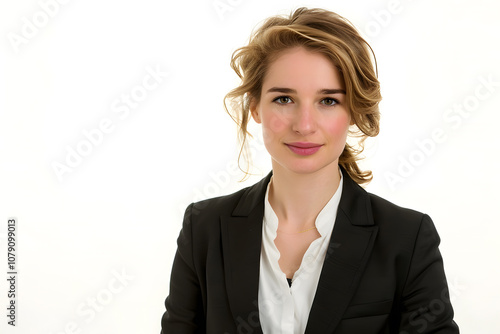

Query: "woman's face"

xmin=250 ymin=47 xmax=352 ymax=175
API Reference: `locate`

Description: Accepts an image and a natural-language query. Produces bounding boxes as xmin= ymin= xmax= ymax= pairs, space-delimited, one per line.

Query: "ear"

xmin=249 ymin=97 xmax=262 ymax=124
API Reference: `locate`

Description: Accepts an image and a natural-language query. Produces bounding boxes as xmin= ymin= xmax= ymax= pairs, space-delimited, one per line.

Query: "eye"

xmin=273 ymin=96 xmax=293 ymax=104
xmin=321 ymin=97 xmax=338 ymax=106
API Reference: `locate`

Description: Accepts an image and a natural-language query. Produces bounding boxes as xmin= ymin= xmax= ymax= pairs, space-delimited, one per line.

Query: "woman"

xmin=161 ymin=7 xmax=459 ymax=333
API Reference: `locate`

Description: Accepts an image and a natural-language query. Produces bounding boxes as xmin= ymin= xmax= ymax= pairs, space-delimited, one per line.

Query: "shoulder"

xmin=188 ymin=186 xmax=249 ymax=219
xmin=365 ymin=191 xmax=436 ymax=242
xmin=185 ymin=171 xmax=272 ymax=222
xmin=367 ymin=192 xmax=424 ymax=222
xmin=340 ymin=167 xmax=429 ymax=233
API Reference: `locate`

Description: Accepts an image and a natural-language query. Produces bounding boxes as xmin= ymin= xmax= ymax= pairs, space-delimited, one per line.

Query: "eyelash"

xmin=272 ymin=96 xmax=339 ymax=106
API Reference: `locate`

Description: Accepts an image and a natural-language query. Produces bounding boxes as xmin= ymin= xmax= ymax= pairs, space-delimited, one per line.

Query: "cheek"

xmin=262 ymin=113 xmax=288 ymax=143
xmin=325 ymin=112 xmax=351 ymax=139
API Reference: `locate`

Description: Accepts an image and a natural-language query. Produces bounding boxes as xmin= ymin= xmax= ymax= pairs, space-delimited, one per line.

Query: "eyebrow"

xmin=266 ymin=87 xmax=346 ymax=95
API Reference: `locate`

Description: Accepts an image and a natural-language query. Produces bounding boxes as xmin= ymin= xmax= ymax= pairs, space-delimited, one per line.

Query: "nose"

xmin=291 ymin=103 xmax=317 ymax=135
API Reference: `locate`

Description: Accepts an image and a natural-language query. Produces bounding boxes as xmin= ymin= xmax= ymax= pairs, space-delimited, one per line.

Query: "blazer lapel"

xmin=305 ymin=166 xmax=379 ymax=333
xmin=220 ymin=172 xmax=272 ymax=333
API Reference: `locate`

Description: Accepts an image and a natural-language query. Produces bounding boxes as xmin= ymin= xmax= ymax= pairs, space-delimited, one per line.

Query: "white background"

xmin=1 ymin=0 xmax=499 ymax=333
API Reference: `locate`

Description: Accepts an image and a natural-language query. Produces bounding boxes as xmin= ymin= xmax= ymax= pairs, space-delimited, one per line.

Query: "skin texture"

xmin=250 ymin=46 xmax=353 ymax=278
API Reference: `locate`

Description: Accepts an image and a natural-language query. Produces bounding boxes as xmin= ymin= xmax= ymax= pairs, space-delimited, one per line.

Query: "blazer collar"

xmin=220 ymin=166 xmax=378 ymax=333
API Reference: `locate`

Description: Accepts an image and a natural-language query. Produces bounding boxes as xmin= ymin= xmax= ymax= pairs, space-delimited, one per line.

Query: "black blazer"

xmin=161 ymin=166 xmax=459 ymax=333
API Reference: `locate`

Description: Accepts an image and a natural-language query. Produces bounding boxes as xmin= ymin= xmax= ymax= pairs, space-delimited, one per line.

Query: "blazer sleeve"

xmin=399 ymin=214 xmax=459 ymax=333
xmin=161 ymin=203 xmax=205 ymax=333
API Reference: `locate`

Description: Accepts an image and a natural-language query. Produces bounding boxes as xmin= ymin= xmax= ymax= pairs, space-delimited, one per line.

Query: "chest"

xmin=274 ymin=230 xmax=321 ymax=278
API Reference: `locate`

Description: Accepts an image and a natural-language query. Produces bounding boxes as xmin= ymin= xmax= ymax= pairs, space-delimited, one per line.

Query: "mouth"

xmin=285 ymin=142 xmax=323 ymax=156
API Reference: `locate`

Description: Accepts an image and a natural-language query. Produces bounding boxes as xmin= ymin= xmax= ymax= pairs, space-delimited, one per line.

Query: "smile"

xmin=285 ymin=142 xmax=323 ymax=156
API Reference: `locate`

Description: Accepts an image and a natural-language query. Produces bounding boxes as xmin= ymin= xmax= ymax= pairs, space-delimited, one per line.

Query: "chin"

xmin=274 ymin=158 xmax=337 ymax=175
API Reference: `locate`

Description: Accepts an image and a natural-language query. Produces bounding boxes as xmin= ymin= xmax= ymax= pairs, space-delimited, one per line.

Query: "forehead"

xmin=262 ymin=47 xmax=344 ymax=91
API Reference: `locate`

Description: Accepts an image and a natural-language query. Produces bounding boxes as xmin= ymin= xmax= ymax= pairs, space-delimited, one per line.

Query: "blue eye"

xmin=273 ymin=96 xmax=292 ymax=104
xmin=321 ymin=98 xmax=338 ymax=106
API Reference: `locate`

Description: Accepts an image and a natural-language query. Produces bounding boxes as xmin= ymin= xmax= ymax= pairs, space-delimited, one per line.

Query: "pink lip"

xmin=285 ymin=142 xmax=323 ymax=156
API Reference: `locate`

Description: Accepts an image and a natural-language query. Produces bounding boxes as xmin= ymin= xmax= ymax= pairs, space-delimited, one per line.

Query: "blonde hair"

xmin=224 ymin=7 xmax=381 ymax=185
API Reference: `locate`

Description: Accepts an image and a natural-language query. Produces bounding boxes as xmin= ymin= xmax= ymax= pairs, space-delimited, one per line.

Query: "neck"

xmin=268 ymin=161 xmax=341 ymax=232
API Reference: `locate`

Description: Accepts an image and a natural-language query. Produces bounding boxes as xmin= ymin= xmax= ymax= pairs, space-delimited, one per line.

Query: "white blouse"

xmin=258 ymin=169 xmax=343 ymax=334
